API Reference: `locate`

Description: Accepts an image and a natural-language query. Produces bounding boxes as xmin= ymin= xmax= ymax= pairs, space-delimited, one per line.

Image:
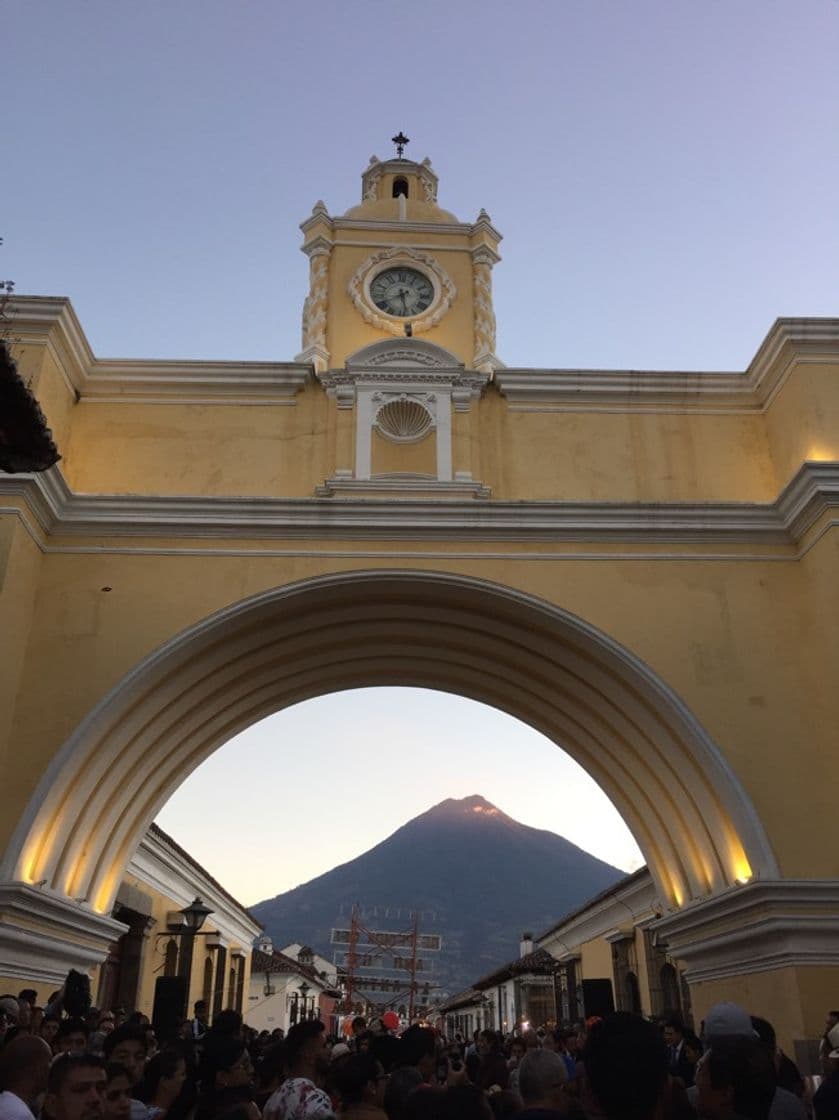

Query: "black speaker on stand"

xmin=152 ymin=975 xmax=188 ymax=1043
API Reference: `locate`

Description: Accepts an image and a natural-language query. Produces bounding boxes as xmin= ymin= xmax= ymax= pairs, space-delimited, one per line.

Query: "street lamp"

xmin=177 ymin=897 xmax=213 ymax=1017
xmin=299 ymin=981 xmax=311 ymax=1021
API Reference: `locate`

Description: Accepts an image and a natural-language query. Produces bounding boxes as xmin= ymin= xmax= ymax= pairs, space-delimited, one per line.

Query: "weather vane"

xmin=392 ymin=131 xmax=410 ymax=159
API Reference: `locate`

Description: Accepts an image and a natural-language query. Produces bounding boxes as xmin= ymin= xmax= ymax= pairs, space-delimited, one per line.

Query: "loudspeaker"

xmin=152 ymin=975 xmax=187 ymax=1042
xmin=581 ymin=978 xmax=615 ymax=1019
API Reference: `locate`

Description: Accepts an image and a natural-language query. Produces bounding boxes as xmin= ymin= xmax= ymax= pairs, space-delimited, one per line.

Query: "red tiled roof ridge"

xmin=251 ymin=946 xmax=325 ymax=982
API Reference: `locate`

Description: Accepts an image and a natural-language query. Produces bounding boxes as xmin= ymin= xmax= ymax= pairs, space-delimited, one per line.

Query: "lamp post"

xmin=177 ymin=897 xmax=213 ymax=1017
xmin=299 ymin=981 xmax=311 ymax=1021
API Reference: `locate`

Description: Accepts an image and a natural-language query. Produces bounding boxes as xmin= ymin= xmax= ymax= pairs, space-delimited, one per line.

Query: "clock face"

xmin=369 ymin=267 xmax=435 ymax=318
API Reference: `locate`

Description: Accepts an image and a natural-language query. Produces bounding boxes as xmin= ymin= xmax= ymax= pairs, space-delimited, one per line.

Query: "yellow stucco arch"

xmin=3 ymin=569 xmax=777 ymax=922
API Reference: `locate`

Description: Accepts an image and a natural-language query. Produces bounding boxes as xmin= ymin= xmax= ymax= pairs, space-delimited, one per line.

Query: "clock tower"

xmin=298 ymin=137 xmax=502 ymax=496
xmin=297 ymin=138 xmax=502 ymax=374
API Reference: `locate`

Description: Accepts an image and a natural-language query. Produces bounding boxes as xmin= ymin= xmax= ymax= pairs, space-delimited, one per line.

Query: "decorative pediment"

xmin=344 ymin=338 xmax=464 ymax=371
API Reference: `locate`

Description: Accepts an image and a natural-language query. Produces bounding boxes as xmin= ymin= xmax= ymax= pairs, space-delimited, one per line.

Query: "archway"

xmin=2 ymin=570 xmax=776 ymax=923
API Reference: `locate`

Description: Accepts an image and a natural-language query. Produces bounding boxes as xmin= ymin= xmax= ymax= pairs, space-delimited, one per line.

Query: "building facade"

xmin=1 ymin=144 xmax=838 ymax=1055
xmin=100 ymin=824 xmax=260 ymax=1020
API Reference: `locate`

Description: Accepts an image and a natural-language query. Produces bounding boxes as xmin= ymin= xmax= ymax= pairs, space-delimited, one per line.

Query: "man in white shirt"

xmin=0 ymin=1035 xmax=53 ymax=1120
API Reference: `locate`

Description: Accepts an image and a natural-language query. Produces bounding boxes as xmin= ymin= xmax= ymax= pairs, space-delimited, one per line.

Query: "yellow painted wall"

xmin=689 ymin=965 xmax=836 ymax=1060
xmin=0 ymin=539 xmax=836 ymax=885
xmin=62 ymin=393 xmax=331 ymax=497
xmin=371 ymin=429 xmax=436 ymax=476
xmin=580 ymin=937 xmax=614 ymax=985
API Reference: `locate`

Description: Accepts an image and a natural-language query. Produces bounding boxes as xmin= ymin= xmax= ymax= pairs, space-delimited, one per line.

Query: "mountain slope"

xmin=250 ymin=795 xmax=625 ymax=997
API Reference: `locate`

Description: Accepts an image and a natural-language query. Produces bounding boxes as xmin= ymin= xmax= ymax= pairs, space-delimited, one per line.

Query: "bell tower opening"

xmin=392 ymin=176 xmax=409 ymax=198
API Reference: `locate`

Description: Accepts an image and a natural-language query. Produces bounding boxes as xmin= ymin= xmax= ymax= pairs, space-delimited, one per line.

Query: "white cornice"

xmin=0 ymin=882 xmax=127 ymax=983
xmin=4 ymin=297 xmax=311 ymax=404
xmin=495 ymin=318 xmax=839 ymax=413
xmin=652 ymin=880 xmax=839 ymax=982
xmin=3 ymin=461 xmax=839 ymax=548
xmin=128 ymin=833 xmax=260 ymax=948
xmin=8 ymin=299 xmax=837 ymax=413
xmin=538 ymin=871 xmax=658 ymax=955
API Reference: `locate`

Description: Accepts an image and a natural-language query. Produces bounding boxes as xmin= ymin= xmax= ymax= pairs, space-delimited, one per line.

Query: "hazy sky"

xmin=156 ymin=689 xmax=644 ymax=907
xmin=6 ymin=2 xmax=838 ymax=905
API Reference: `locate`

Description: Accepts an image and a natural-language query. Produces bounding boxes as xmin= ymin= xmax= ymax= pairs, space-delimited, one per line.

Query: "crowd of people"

xmin=0 ymin=989 xmax=838 ymax=1120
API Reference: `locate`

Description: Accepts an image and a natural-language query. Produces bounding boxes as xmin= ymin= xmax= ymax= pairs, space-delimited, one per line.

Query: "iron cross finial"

xmin=391 ymin=131 xmax=410 ymax=159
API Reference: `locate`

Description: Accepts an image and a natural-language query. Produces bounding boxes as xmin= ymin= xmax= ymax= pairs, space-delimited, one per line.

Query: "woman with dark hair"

xmin=329 ymin=1053 xmax=388 ymax=1120
xmin=136 ymin=1051 xmax=188 ymax=1120
xmin=195 ymin=1037 xmax=258 ymax=1120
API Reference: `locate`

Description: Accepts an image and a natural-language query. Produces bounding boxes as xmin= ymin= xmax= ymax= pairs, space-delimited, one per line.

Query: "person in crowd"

xmin=102 ymin=1065 xmax=133 ymax=1120
xmin=515 ymin=1048 xmax=569 ymax=1120
xmin=584 ymin=1013 xmax=669 ymax=1120
xmin=103 ymin=1027 xmax=149 ymax=1091
xmin=396 ymin=1028 xmax=437 ymax=1086
xmin=382 ymin=1069 xmax=423 ymax=1120
xmin=102 ymin=1026 xmax=150 ymax=1120
xmin=751 ymin=1019 xmax=804 ymax=1100
xmin=664 ymin=1019 xmax=695 ymax=1088
xmin=254 ymin=1043 xmax=285 ymax=1113
xmin=56 ymin=1020 xmax=90 ymax=1056
xmin=695 ymin=1037 xmax=777 ymax=1120
xmin=507 ymin=1038 xmax=526 ymax=1074
xmin=475 ymin=1031 xmax=508 ymax=1093
xmin=263 ymin=1020 xmax=333 ymax=1120
xmin=209 ymin=1013 xmax=244 ymax=1041
xmin=0 ymin=1002 xmax=19 ymax=1043
xmin=554 ymin=1033 xmax=577 ymax=1084
xmin=89 ymin=1015 xmax=117 ymax=1057
xmin=189 ymin=1003 xmax=210 ymax=1045
xmin=39 ymin=1016 xmax=61 ymax=1052
xmin=195 ymin=1036 xmax=255 ymax=1120
xmin=814 ymin=1023 xmax=839 ymax=1120
xmin=328 ymin=1052 xmax=388 ymax=1120
xmin=687 ymin=1004 xmax=803 ymax=1120
xmin=44 ymin=1055 xmax=107 ymax=1120
xmin=821 ymin=1015 xmax=839 ymax=1077
xmin=136 ymin=1051 xmax=188 ymax=1120
xmin=0 ymin=1035 xmax=53 ymax=1120
xmin=439 ymin=1083 xmax=494 ymax=1120
xmin=350 ymin=1021 xmax=367 ymax=1052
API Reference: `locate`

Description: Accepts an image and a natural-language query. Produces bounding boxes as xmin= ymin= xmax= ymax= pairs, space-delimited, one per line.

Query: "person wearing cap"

xmin=695 ymin=1036 xmax=776 ymax=1120
xmin=688 ymin=1004 xmax=805 ymax=1120
xmin=813 ymin=1024 xmax=839 ymax=1120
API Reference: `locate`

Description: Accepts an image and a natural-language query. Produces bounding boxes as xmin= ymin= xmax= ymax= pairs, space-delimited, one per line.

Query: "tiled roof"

xmin=252 ymin=947 xmax=324 ymax=981
xmin=474 ymin=947 xmax=557 ymax=990
xmin=148 ymin=822 xmax=262 ymax=928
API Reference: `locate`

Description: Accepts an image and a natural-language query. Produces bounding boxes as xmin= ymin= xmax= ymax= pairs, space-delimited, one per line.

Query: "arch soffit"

xmin=3 ymin=570 xmax=778 ymax=918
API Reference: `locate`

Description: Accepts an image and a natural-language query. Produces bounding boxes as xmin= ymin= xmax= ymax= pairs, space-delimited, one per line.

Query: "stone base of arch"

xmin=0 ymin=881 xmax=126 ymax=991
xmin=654 ymin=878 xmax=839 ymax=1055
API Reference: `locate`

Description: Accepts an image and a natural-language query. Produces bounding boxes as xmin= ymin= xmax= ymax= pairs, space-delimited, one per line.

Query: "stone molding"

xmin=495 ymin=318 xmax=839 ymax=412
xmin=0 ymin=882 xmax=127 ymax=984
xmin=652 ymin=879 xmax=839 ymax=982
xmin=3 ymin=460 xmax=839 ymax=546
xmin=315 ymin=476 xmax=492 ymax=499
xmin=3 ymin=297 xmax=311 ymax=404
xmin=6 ymin=299 xmax=836 ymax=411
xmin=538 ymin=870 xmax=659 ymax=956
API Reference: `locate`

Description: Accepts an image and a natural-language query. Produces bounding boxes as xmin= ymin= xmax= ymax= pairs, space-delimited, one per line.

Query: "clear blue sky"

xmin=6 ymin=1 xmax=838 ymax=904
